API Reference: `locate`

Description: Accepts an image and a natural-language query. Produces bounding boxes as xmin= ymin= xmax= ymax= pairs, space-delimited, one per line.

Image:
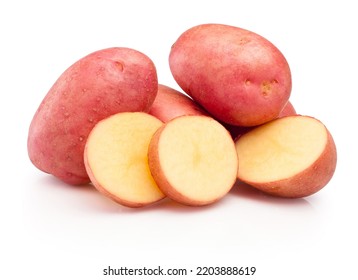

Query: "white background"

xmin=1 ymin=0 xmax=357 ymax=279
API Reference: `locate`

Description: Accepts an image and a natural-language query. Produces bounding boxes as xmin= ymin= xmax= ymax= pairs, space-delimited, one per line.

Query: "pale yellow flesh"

xmin=236 ymin=116 xmax=327 ymax=183
xmin=86 ymin=112 xmax=164 ymax=205
xmin=158 ymin=116 xmax=238 ymax=202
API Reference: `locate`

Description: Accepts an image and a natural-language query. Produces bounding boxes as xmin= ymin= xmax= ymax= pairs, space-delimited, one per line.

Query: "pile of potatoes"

xmin=28 ymin=23 xmax=337 ymax=208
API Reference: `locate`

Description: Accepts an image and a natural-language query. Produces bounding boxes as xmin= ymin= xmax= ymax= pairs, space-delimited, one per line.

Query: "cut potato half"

xmin=84 ymin=112 xmax=165 ymax=207
xmin=148 ymin=115 xmax=239 ymax=206
xmin=235 ymin=115 xmax=337 ymax=198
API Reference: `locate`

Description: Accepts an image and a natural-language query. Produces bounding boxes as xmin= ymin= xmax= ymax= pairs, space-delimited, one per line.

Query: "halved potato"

xmin=235 ymin=115 xmax=337 ymax=198
xmin=148 ymin=115 xmax=238 ymax=206
xmin=84 ymin=112 xmax=165 ymax=207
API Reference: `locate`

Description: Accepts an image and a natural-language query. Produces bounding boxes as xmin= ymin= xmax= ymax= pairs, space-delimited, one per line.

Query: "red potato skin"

xmin=225 ymin=101 xmax=297 ymax=139
xmin=28 ymin=47 xmax=158 ymax=185
xmin=148 ymin=84 xmax=208 ymax=122
xmin=278 ymin=100 xmax=296 ymax=118
xmin=169 ymin=23 xmax=292 ymax=126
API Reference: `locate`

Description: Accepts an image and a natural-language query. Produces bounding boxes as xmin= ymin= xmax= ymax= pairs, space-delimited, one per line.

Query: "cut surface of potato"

xmin=236 ymin=115 xmax=337 ymax=198
xmin=148 ymin=115 xmax=238 ymax=206
xmin=84 ymin=112 xmax=165 ymax=207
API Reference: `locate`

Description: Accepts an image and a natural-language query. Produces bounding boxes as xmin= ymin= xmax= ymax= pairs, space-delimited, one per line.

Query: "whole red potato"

xmin=169 ymin=23 xmax=292 ymax=126
xmin=28 ymin=47 xmax=158 ymax=185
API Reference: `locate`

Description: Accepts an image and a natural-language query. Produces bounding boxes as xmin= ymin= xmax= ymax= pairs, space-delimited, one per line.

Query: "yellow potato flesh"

xmin=158 ymin=116 xmax=238 ymax=203
xmin=86 ymin=112 xmax=164 ymax=205
xmin=236 ymin=116 xmax=327 ymax=183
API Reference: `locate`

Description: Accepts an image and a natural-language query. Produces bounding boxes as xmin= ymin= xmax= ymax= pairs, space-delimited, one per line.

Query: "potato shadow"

xmin=230 ymin=180 xmax=313 ymax=207
xmin=33 ymin=174 xmax=313 ymax=214
xmin=33 ymin=174 xmax=230 ymax=214
xmin=33 ymin=174 xmax=125 ymax=213
xmin=148 ymin=196 xmax=228 ymax=213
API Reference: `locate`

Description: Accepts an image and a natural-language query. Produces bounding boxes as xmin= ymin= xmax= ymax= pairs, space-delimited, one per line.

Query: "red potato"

xmin=28 ymin=47 xmax=158 ymax=185
xmin=225 ymin=100 xmax=297 ymax=139
xmin=84 ymin=112 xmax=165 ymax=207
xmin=148 ymin=115 xmax=238 ymax=206
xmin=278 ymin=100 xmax=296 ymax=118
xmin=235 ymin=115 xmax=337 ymax=198
xmin=169 ymin=23 xmax=292 ymax=126
xmin=149 ymin=84 xmax=208 ymax=122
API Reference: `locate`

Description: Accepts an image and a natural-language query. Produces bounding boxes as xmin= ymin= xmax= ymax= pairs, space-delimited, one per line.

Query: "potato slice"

xmin=148 ymin=115 xmax=238 ymax=206
xmin=84 ymin=112 xmax=165 ymax=208
xmin=235 ymin=115 xmax=337 ymax=198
